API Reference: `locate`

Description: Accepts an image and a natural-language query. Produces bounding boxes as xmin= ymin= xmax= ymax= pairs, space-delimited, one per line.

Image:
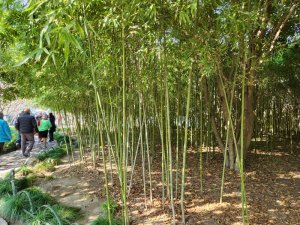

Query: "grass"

xmin=23 ymin=208 xmax=55 ymax=225
xmin=0 ymin=194 xmax=28 ymax=221
xmin=54 ymin=132 xmax=71 ymax=146
xmin=0 ymin=176 xmax=31 ymax=196
xmin=0 ymin=185 xmax=81 ymax=225
xmin=91 ymin=200 xmax=122 ymax=225
xmin=52 ymin=204 xmax=82 ymax=224
xmin=0 ymin=187 xmax=55 ymax=221
xmin=102 ymin=200 xmax=119 ymax=217
xmin=3 ymin=127 xmax=19 ymax=152
xmin=46 ymin=175 xmax=55 ymax=180
xmin=37 ymin=147 xmax=67 ymax=162
xmin=35 ymin=146 xmax=68 ymax=173
xmin=17 ymin=165 xmax=33 ymax=176
xmin=22 ymin=203 xmax=81 ymax=225
xmin=91 ymin=217 xmax=123 ymax=225
xmin=34 ymin=160 xmax=56 ymax=172
xmin=0 ymin=135 xmax=83 ymax=225
xmin=23 ymin=187 xmax=56 ymax=208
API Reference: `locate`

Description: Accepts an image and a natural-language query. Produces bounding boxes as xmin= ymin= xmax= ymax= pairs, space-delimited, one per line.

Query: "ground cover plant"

xmin=0 ymin=189 xmax=81 ymax=224
xmin=54 ymin=132 xmax=72 ymax=146
xmin=0 ymin=156 xmax=81 ymax=224
xmin=37 ymin=147 xmax=67 ymax=162
xmin=0 ymin=176 xmax=31 ymax=197
xmin=91 ymin=200 xmax=122 ymax=225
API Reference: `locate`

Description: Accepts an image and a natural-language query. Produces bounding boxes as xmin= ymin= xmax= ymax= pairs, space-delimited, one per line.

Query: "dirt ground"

xmin=29 ymin=143 xmax=300 ymax=225
xmin=33 ymin=158 xmax=105 ymax=225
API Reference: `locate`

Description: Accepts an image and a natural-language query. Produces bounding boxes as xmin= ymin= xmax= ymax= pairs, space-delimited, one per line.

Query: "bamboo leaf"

xmin=14 ymin=48 xmax=44 ymax=66
xmin=26 ymin=0 xmax=48 ymax=17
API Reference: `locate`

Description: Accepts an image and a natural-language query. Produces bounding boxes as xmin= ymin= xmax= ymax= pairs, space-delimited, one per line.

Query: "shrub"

xmin=0 ymin=177 xmax=31 ymax=197
xmin=91 ymin=200 xmax=122 ymax=225
xmin=23 ymin=204 xmax=81 ymax=225
xmin=3 ymin=127 xmax=18 ymax=152
xmin=91 ymin=216 xmax=123 ymax=225
xmin=37 ymin=147 xmax=67 ymax=162
xmin=23 ymin=208 xmax=54 ymax=225
xmin=17 ymin=165 xmax=33 ymax=176
xmin=0 ymin=194 xmax=28 ymax=221
xmin=3 ymin=137 xmax=17 ymax=152
xmin=0 ymin=186 xmax=81 ymax=225
xmin=54 ymin=132 xmax=70 ymax=145
xmin=23 ymin=187 xmax=56 ymax=208
xmin=52 ymin=204 xmax=81 ymax=224
xmin=34 ymin=161 xmax=56 ymax=172
xmin=102 ymin=200 xmax=119 ymax=217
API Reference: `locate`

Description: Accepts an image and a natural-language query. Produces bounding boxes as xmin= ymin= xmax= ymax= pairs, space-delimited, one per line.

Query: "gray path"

xmin=0 ymin=140 xmax=58 ymax=178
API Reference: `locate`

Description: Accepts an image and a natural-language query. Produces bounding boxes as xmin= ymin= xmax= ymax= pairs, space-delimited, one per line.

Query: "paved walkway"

xmin=0 ymin=141 xmax=58 ymax=178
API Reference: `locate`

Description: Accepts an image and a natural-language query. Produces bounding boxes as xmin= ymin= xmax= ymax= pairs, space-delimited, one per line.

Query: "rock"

xmin=0 ymin=217 xmax=8 ymax=225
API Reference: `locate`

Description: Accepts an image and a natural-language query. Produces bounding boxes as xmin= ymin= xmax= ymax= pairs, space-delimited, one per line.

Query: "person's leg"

xmin=15 ymin=132 xmax=21 ymax=149
xmin=39 ymin=131 xmax=47 ymax=148
xmin=0 ymin=142 xmax=4 ymax=153
xmin=49 ymin=130 xmax=54 ymax=142
xmin=42 ymin=137 xmax=47 ymax=148
xmin=38 ymin=132 xmax=41 ymax=144
xmin=21 ymin=133 xmax=27 ymax=156
xmin=25 ymin=133 xmax=35 ymax=155
xmin=16 ymin=132 xmax=21 ymax=144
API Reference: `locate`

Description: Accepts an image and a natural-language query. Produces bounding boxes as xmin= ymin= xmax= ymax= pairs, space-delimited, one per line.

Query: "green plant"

xmin=90 ymin=201 xmax=121 ymax=225
xmin=26 ymin=172 xmax=38 ymax=181
xmin=0 ymin=177 xmax=31 ymax=197
xmin=46 ymin=157 xmax=62 ymax=166
xmin=23 ymin=208 xmax=54 ymax=225
xmin=17 ymin=165 xmax=33 ymax=176
xmin=36 ymin=151 xmax=48 ymax=161
xmin=101 ymin=200 xmax=119 ymax=217
xmin=3 ymin=127 xmax=18 ymax=152
xmin=91 ymin=216 xmax=123 ymax=225
xmin=24 ymin=204 xmax=81 ymax=225
xmin=34 ymin=161 xmax=56 ymax=172
xmin=37 ymin=147 xmax=67 ymax=162
xmin=46 ymin=175 xmax=55 ymax=180
xmin=3 ymin=137 xmax=17 ymax=152
xmin=52 ymin=204 xmax=81 ymax=224
xmin=0 ymin=194 xmax=29 ymax=221
xmin=24 ymin=188 xmax=56 ymax=208
xmin=0 ymin=178 xmax=13 ymax=196
xmin=54 ymin=132 xmax=70 ymax=145
xmin=0 ymin=185 xmax=80 ymax=225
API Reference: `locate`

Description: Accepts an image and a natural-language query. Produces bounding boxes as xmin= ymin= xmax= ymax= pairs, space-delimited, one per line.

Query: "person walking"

xmin=48 ymin=112 xmax=56 ymax=142
xmin=15 ymin=108 xmax=37 ymax=157
xmin=35 ymin=112 xmax=43 ymax=144
xmin=37 ymin=114 xmax=52 ymax=149
xmin=0 ymin=111 xmax=12 ymax=154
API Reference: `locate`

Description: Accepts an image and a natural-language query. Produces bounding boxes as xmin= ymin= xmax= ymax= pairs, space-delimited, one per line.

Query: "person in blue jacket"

xmin=0 ymin=111 xmax=12 ymax=153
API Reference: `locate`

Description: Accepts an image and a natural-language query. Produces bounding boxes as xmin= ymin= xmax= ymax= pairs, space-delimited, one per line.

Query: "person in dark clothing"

xmin=15 ymin=108 xmax=37 ymax=157
xmin=48 ymin=112 xmax=56 ymax=142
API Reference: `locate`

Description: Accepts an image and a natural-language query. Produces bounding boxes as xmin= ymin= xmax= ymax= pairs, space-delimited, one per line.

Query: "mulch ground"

xmin=58 ymin=143 xmax=300 ymax=225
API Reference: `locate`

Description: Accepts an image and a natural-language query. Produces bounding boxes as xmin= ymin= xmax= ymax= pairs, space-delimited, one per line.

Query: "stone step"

xmin=0 ymin=218 xmax=8 ymax=225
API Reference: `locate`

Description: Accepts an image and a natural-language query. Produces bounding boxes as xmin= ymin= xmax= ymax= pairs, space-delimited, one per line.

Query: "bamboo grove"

xmin=1 ymin=0 xmax=299 ymax=224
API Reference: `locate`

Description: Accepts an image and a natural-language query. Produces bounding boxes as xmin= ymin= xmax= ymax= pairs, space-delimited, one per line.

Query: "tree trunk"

xmin=243 ymin=84 xmax=255 ymax=158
